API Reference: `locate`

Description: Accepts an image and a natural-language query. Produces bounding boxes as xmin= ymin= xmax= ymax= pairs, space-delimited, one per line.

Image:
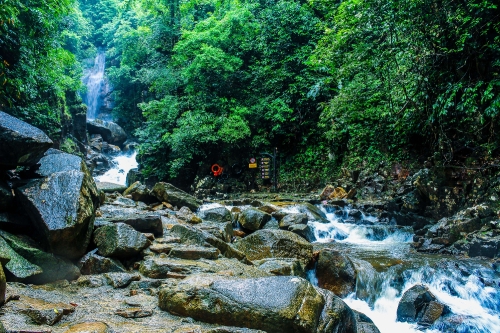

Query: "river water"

xmin=94 ymin=151 xmax=138 ymax=185
xmin=306 ymin=205 xmax=500 ymax=333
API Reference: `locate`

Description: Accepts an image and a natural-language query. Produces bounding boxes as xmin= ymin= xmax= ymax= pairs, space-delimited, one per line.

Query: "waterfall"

xmin=83 ymin=51 xmax=106 ymax=120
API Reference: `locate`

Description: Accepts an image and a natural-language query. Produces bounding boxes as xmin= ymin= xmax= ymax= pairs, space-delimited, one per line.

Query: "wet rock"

xmin=111 ymin=196 xmax=138 ymax=207
xmin=152 ymin=182 xmax=202 ymax=211
xmin=94 ymin=223 xmax=150 ymax=259
xmin=0 ymin=212 xmax=32 ymax=234
xmin=204 ymin=327 xmax=266 ymax=333
xmin=139 ymin=257 xmax=214 ymax=279
xmin=104 ymin=272 xmax=141 ymax=288
xmin=233 ymin=229 xmax=313 ymax=265
xmin=353 ymin=310 xmax=380 ymax=333
xmin=0 ymin=180 xmax=13 ymax=211
xmin=14 ymin=296 xmax=75 ymax=325
xmin=159 ymin=275 xmax=326 ymax=333
xmin=288 ymin=224 xmax=315 ymax=242
xmin=198 ymin=221 xmax=233 ymax=243
xmin=63 ymin=322 xmax=112 ymax=333
xmin=78 ymin=249 xmax=126 ymax=274
xmin=319 ymin=185 xmax=336 ymax=200
xmin=315 ymin=287 xmax=357 ymax=333
xmin=0 ymin=235 xmax=42 ymax=279
xmin=238 ymin=208 xmax=271 ymax=231
xmin=150 ymin=243 xmax=174 ymax=254
xmin=123 ymin=181 xmax=155 ymax=203
xmin=15 ymin=149 xmax=99 ymax=259
xmin=169 ymin=224 xmax=248 ymax=262
xmin=96 ymin=182 xmax=127 ymax=193
xmin=87 ymin=119 xmax=127 ymax=146
xmin=118 ymin=214 xmax=163 ymax=237
xmin=115 ymin=307 xmax=153 ymax=318
xmin=76 ymin=274 xmax=106 ymax=287
xmin=177 ymin=206 xmax=202 ymax=224
xmin=282 ymin=203 xmax=329 ymax=223
xmin=200 ymin=207 xmax=232 ymax=223
xmin=0 ymin=111 xmax=53 ymax=168
xmin=329 ymin=187 xmax=347 ymax=199
xmin=169 ymin=246 xmax=220 ymax=260
xmin=316 ymin=248 xmax=357 ymax=298
xmin=253 ymin=258 xmax=305 ymax=277
xmin=278 ymin=213 xmax=308 ymax=229
xmin=0 ymin=262 xmax=6 ymax=305
xmin=0 ymin=231 xmax=80 ymax=283
xmin=396 ymin=284 xmax=444 ymax=324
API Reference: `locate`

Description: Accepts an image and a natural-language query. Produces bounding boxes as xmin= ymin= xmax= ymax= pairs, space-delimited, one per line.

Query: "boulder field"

xmin=0 ymin=113 xmax=378 ymax=332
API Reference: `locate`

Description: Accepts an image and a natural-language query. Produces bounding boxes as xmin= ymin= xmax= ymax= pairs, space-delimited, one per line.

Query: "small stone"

xmin=63 ymin=322 xmax=111 ymax=333
xmin=104 ymin=272 xmax=141 ymax=288
xmin=169 ymin=246 xmax=220 ymax=260
xmin=150 ymin=243 xmax=173 ymax=254
xmin=115 ymin=307 xmax=153 ymax=318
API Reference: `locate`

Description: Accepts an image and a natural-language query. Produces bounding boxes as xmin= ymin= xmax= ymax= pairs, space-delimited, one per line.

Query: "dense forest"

xmin=1 ymin=0 xmax=499 ymax=187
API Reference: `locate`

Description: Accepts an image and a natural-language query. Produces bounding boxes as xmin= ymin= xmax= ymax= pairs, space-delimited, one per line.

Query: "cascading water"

xmin=94 ymin=151 xmax=138 ymax=185
xmin=83 ymin=51 xmax=106 ymax=120
xmin=306 ymin=205 xmax=500 ymax=333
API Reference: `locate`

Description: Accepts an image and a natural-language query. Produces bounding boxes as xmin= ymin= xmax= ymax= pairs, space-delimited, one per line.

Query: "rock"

xmin=14 ymin=295 xmax=75 ymax=325
xmin=329 ymin=187 xmax=347 ymax=199
xmin=152 ymin=182 xmax=202 ymax=211
xmin=139 ymin=257 xmax=214 ymax=279
xmin=0 ymin=262 xmax=6 ymax=305
xmin=396 ymin=284 xmax=444 ymax=324
xmin=353 ymin=310 xmax=380 ymax=333
xmin=159 ymin=275 xmax=326 ymax=333
xmin=281 ymin=203 xmax=329 ymax=223
xmin=115 ymin=307 xmax=153 ymax=318
xmin=0 ymin=230 xmax=80 ymax=284
xmin=205 ymin=327 xmax=266 ymax=333
xmin=76 ymin=274 xmax=107 ymax=287
xmin=346 ymin=188 xmax=357 ymax=199
xmin=123 ymin=181 xmax=154 ymax=202
xmin=111 ymin=196 xmax=138 ymax=207
xmin=253 ymin=258 xmax=305 ymax=277
xmin=169 ymin=224 xmax=248 ymax=262
xmin=319 ymin=185 xmax=336 ymax=200
xmin=0 ymin=212 xmax=32 ymax=233
xmin=0 ymin=180 xmax=13 ymax=212
xmin=78 ymin=249 xmax=126 ymax=275
xmin=316 ymin=248 xmax=357 ymax=298
xmin=104 ymin=272 xmax=141 ymax=288
xmin=315 ymin=287 xmax=357 ymax=333
xmin=288 ymin=224 xmax=315 ymax=242
xmin=0 ymin=111 xmax=53 ymax=168
xmin=94 ymin=223 xmax=150 ymax=259
xmin=200 ymin=207 xmax=232 ymax=222
xmin=96 ymin=181 xmax=127 ymax=193
xmin=118 ymin=214 xmax=163 ymax=237
xmin=87 ymin=119 xmax=127 ymax=146
xmin=238 ymin=208 xmax=271 ymax=231
xmin=233 ymin=229 xmax=313 ymax=266
xmin=169 ymin=246 xmax=220 ymax=260
xmin=63 ymin=322 xmax=112 ymax=333
xmin=279 ymin=213 xmax=308 ymax=229
xmin=15 ymin=149 xmax=99 ymax=259
xmin=177 ymin=206 xmax=202 ymax=224
xmin=0 ymin=236 xmax=42 ymax=279
xmin=198 ymin=221 xmax=233 ymax=243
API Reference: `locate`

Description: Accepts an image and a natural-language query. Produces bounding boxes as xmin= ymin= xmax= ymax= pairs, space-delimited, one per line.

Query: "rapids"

xmin=305 ymin=205 xmax=500 ymax=333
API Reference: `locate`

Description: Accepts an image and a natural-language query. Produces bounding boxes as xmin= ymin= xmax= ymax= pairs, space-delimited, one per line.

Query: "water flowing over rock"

xmin=159 ymin=275 xmax=357 ymax=333
xmin=0 ymin=111 xmax=53 ymax=169
xmin=396 ymin=284 xmax=445 ymax=325
xmin=15 ymin=149 xmax=99 ymax=259
xmin=82 ymin=51 xmax=113 ymax=120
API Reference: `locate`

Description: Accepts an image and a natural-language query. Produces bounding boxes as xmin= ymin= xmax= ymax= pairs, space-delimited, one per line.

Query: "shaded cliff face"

xmin=82 ymin=51 xmax=114 ymax=120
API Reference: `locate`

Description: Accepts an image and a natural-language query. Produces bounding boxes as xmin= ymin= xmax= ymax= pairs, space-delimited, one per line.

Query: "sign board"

xmin=249 ymin=157 xmax=256 ymax=164
xmin=260 ymin=157 xmax=271 ymax=179
xmin=249 ymin=163 xmax=257 ymax=168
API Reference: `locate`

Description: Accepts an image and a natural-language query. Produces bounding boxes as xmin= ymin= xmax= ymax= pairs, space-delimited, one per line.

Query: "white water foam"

xmin=83 ymin=51 xmax=106 ymax=120
xmin=95 ymin=151 xmax=138 ymax=185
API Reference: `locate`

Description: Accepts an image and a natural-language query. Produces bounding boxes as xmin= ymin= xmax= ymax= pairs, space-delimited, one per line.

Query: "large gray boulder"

xmin=316 ymin=248 xmax=357 ymax=298
xmin=78 ymin=249 xmax=126 ymax=275
xmin=396 ymin=284 xmax=445 ymax=325
xmin=15 ymin=149 xmax=99 ymax=259
xmin=201 ymin=206 xmax=232 ymax=223
xmin=238 ymin=208 xmax=271 ymax=231
xmin=87 ymin=119 xmax=127 ymax=146
xmin=0 ymin=111 xmax=53 ymax=169
xmin=159 ymin=275 xmax=357 ymax=333
xmin=152 ymin=182 xmax=202 ymax=211
xmin=233 ymin=229 xmax=313 ymax=266
xmin=93 ymin=222 xmax=150 ymax=259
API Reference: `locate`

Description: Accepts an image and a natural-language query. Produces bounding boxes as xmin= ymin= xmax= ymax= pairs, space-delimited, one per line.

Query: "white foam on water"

xmin=95 ymin=151 xmax=138 ymax=185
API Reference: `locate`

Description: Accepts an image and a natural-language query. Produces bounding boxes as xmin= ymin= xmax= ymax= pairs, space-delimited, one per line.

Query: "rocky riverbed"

xmin=1 ymin=111 xmax=499 ymax=333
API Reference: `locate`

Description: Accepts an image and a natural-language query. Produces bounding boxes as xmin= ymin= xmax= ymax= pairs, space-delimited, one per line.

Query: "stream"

xmin=303 ymin=205 xmax=500 ymax=333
